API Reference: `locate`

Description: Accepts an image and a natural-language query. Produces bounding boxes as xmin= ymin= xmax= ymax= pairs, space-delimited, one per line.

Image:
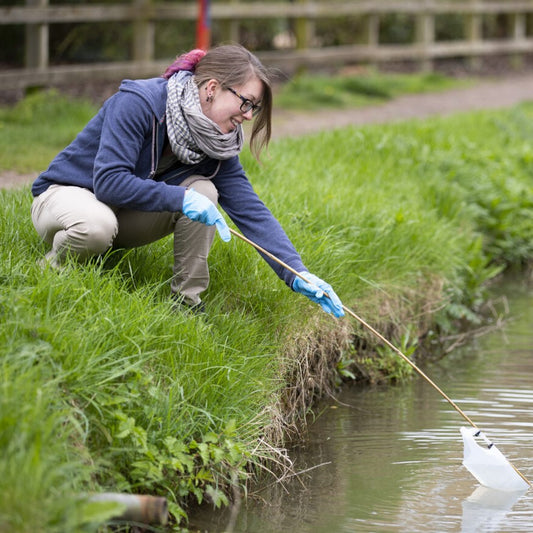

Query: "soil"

xmin=3 ymin=71 xmax=533 ymax=190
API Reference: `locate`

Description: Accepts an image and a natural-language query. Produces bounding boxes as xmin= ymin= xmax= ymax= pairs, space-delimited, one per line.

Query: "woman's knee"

xmin=187 ymin=178 xmax=219 ymax=205
xmin=68 ymin=212 xmax=118 ymax=255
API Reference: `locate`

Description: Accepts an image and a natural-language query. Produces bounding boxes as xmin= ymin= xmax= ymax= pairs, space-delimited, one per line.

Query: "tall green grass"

xmin=1 ymin=92 xmax=532 ymax=530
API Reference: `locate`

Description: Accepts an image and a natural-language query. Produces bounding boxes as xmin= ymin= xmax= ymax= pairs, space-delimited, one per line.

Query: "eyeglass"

xmin=226 ymin=87 xmax=262 ymax=116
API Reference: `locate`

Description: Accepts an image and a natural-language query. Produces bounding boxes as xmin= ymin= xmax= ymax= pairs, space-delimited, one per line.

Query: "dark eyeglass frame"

xmin=226 ymin=87 xmax=262 ymax=116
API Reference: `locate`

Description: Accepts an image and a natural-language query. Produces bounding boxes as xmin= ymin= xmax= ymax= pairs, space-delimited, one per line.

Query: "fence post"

xmin=364 ymin=14 xmax=379 ymax=46
xmin=511 ymin=11 xmax=527 ymax=67
xmin=133 ymin=0 xmax=155 ymax=62
xmin=25 ymin=0 xmax=49 ymax=70
xmin=416 ymin=12 xmax=435 ymax=72
xmin=466 ymin=0 xmax=482 ymax=69
xmin=362 ymin=13 xmax=379 ymax=69
xmin=294 ymin=0 xmax=313 ymax=50
xmin=220 ymin=0 xmax=239 ymax=43
xmin=512 ymin=12 xmax=526 ymax=41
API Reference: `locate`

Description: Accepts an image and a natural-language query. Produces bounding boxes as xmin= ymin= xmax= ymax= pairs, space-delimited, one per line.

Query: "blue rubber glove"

xmin=292 ymin=271 xmax=344 ymax=318
xmin=182 ymin=189 xmax=231 ymax=242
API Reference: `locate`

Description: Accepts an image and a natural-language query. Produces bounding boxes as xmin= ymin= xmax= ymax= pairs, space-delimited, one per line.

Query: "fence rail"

xmin=2 ymin=0 xmax=533 ymax=91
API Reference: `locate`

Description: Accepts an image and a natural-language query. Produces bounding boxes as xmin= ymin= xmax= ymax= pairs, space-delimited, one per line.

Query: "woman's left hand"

xmin=292 ymin=271 xmax=344 ymax=318
xmin=182 ymin=189 xmax=231 ymax=242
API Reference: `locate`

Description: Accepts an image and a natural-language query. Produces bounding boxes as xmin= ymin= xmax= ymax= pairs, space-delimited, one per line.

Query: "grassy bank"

xmin=274 ymin=70 xmax=470 ymax=110
xmin=1 ymin=91 xmax=533 ymax=531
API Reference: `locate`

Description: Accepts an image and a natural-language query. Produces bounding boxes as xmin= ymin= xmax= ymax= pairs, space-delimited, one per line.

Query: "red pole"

xmin=196 ymin=0 xmax=211 ymax=50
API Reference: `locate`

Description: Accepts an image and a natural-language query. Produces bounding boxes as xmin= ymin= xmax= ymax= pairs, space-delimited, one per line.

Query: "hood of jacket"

xmin=118 ymin=76 xmax=170 ymax=127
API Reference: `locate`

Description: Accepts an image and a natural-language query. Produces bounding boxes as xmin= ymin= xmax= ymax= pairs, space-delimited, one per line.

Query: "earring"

xmin=206 ymin=94 xmax=213 ymax=103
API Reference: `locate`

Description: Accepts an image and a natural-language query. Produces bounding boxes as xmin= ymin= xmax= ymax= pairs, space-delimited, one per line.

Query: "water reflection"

xmin=189 ymin=278 xmax=532 ymax=532
xmin=461 ymin=487 xmax=526 ymax=533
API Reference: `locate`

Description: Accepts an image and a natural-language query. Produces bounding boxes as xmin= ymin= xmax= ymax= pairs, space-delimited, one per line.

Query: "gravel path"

xmin=3 ymin=73 xmax=533 ymax=189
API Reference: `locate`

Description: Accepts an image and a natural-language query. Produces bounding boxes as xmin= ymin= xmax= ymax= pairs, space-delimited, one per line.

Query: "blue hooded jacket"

xmin=32 ymin=77 xmax=305 ymax=286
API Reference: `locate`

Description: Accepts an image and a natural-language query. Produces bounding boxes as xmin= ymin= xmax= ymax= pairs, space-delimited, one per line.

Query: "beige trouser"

xmin=31 ymin=176 xmax=217 ymax=305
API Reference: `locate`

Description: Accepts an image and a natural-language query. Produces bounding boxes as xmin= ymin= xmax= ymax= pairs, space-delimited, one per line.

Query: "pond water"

xmin=189 ymin=276 xmax=533 ymax=532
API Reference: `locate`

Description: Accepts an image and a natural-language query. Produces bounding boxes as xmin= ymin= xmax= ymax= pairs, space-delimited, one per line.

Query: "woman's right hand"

xmin=292 ymin=271 xmax=344 ymax=317
xmin=182 ymin=189 xmax=231 ymax=242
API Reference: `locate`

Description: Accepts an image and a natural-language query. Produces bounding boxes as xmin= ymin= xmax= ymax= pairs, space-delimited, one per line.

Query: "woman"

xmin=31 ymin=44 xmax=343 ymax=317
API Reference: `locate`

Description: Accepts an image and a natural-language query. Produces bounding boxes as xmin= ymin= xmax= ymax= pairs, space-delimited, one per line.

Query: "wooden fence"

xmin=2 ymin=0 xmax=533 ymax=91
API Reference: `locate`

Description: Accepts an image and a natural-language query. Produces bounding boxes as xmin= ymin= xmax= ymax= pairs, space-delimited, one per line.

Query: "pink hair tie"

xmin=163 ymin=49 xmax=207 ymax=79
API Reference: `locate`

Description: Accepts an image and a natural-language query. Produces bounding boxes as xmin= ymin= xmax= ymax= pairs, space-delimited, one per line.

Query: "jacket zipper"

xmin=148 ymin=115 xmax=158 ymax=179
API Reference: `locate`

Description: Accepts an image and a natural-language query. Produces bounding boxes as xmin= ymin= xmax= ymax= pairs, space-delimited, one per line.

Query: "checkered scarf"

xmin=166 ymin=71 xmax=243 ymax=164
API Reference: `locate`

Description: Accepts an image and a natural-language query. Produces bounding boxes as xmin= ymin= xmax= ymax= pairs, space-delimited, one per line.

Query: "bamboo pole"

xmin=228 ymin=227 xmax=531 ymax=488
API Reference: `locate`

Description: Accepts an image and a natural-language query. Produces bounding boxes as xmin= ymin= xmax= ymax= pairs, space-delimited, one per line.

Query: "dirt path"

xmin=3 ymin=73 xmax=533 ymax=190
